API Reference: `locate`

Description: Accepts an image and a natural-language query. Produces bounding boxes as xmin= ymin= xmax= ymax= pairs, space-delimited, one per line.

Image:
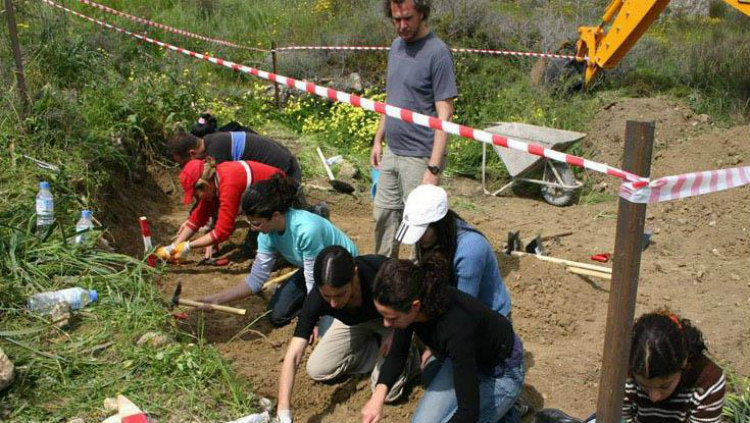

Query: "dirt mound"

xmin=119 ymin=96 xmax=747 ymax=422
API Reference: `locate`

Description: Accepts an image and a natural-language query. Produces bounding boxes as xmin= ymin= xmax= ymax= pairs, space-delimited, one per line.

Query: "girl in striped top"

xmin=622 ymin=311 xmax=725 ymax=423
xmin=535 ymin=311 xmax=725 ymax=423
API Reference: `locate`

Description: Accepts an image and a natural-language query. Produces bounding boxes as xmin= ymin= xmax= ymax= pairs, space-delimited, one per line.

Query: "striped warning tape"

xmin=76 ymin=0 xmax=268 ymax=52
xmin=621 ymin=166 xmax=750 ymax=204
xmin=42 ymin=0 xmax=750 ymax=204
xmin=76 ymin=0 xmax=577 ymax=60
xmin=275 ymin=45 xmax=579 ymax=61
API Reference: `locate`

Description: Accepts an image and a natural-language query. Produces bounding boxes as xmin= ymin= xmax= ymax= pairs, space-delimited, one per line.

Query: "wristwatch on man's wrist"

xmin=427 ymin=164 xmax=441 ymax=175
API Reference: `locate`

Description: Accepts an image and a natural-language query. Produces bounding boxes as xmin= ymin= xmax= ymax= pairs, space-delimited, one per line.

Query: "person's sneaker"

xmin=514 ymin=398 xmax=532 ymax=417
xmin=310 ymin=201 xmax=330 ymax=220
xmin=534 ymin=409 xmax=583 ymax=423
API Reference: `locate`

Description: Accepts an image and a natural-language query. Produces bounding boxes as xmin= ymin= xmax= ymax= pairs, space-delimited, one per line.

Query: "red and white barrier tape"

xmin=275 ymin=45 xmax=579 ymax=61
xmin=76 ymin=0 xmax=268 ymax=52
xmin=43 ymin=0 xmax=637 ymax=184
xmin=43 ymin=0 xmax=750 ymax=204
xmin=77 ymin=0 xmax=577 ymax=60
xmin=621 ymin=166 xmax=750 ymax=204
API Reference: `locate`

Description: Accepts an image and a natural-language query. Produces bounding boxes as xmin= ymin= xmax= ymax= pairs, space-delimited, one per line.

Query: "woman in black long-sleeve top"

xmin=362 ymin=257 xmax=525 ymax=423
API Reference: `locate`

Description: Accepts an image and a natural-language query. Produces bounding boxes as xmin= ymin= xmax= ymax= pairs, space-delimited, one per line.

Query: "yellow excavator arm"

xmin=575 ymin=0 xmax=750 ymax=87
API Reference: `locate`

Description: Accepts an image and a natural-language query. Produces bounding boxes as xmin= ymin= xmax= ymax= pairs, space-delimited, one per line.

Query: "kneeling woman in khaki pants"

xmin=275 ymin=246 xmax=419 ymax=423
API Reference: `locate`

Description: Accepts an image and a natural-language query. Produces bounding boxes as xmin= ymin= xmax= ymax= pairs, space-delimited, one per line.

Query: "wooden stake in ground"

xmin=4 ymin=0 xmax=31 ymax=117
xmin=271 ymin=41 xmax=280 ymax=109
xmin=596 ymin=121 xmax=654 ymax=423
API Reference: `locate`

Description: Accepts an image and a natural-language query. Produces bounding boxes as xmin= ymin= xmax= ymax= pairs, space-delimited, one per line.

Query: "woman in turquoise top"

xmin=199 ymin=175 xmax=358 ymax=327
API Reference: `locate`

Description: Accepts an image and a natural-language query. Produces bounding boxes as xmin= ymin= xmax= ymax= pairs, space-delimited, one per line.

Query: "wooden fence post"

xmin=271 ymin=41 xmax=280 ymax=109
xmin=595 ymin=120 xmax=655 ymax=423
xmin=4 ymin=0 xmax=31 ymax=118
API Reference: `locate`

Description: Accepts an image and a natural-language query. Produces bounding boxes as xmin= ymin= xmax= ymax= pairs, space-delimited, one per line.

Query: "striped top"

xmin=623 ymin=355 xmax=725 ymax=423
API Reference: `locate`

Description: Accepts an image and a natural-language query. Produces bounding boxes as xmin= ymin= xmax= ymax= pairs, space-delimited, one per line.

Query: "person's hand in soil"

xmin=276 ymin=409 xmax=293 ymax=423
xmin=362 ymin=385 xmax=388 ymax=423
xmin=379 ymin=332 xmax=394 ymax=356
xmin=155 ymin=243 xmax=176 ymax=260
xmin=170 ymin=241 xmax=191 ymax=259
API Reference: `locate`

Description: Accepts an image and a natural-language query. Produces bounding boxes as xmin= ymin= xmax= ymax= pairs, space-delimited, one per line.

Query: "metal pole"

xmin=4 ymin=0 xmax=31 ymax=117
xmin=595 ymin=120 xmax=655 ymax=423
xmin=271 ymin=41 xmax=280 ymax=109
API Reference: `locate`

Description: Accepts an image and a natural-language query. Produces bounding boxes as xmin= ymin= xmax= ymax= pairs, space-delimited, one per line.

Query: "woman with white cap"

xmin=395 ymin=184 xmax=511 ymax=317
xmin=394 ymin=184 xmax=520 ymax=421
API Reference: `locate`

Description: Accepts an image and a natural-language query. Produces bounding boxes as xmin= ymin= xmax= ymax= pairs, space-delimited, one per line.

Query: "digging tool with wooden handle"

xmin=177 ymin=298 xmax=247 ymax=315
xmin=566 ymin=266 xmax=612 ymax=280
xmin=170 ymin=282 xmax=246 ymax=315
xmin=508 ymin=250 xmax=613 ymax=274
xmin=262 ymin=268 xmax=300 ymax=291
xmin=316 ymin=147 xmax=355 ymax=194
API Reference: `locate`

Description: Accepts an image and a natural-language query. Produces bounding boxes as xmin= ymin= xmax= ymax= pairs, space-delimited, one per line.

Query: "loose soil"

xmin=111 ymin=97 xmax=749 ymax=422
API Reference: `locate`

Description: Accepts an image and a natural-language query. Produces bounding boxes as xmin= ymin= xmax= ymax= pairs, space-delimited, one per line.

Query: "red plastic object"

xmin=172 ymin=312 xmax=188 ymax=320
xmin=214 ymin=258 xmax=230 ymax=266
xmin=146 ymin=254 xmax=157 ymax=267
xmin=591 ymin=253 xmax=612 ymax=263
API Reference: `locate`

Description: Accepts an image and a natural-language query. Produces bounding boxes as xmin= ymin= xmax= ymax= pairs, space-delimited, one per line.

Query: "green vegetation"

xmin=1 ymin=0 xmax=748 ymax=421
xmin=723 ymin=370 xmax=750 ymax=423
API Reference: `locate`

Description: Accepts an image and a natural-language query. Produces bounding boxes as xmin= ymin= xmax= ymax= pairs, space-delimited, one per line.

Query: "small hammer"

xmin=170 ymin=282 xmax=247 ymax=316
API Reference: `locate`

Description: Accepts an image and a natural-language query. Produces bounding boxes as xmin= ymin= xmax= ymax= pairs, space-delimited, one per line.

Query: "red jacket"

xmin=186 ymin=161 xmax=284 ymax=243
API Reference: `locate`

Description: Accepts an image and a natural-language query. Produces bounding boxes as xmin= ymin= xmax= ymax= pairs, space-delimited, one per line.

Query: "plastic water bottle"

xmin=36 ymin=181 xmax=54 ymax=236
xmin=75 ymin=210 xmax=94 ymax=244
xmin=27 ymin=287 xmax=99 ymax=314
xmin=326 ymin=155 xmax=344 ymax=166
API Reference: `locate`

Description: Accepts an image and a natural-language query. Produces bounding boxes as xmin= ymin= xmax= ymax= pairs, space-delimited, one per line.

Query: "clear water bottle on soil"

xmin=75 ymin=210 xmax=94 ymax=244
xmin=27 ymin=287 xmax=99 ymax=315
xmin=36 ymin=181 xmax=54 ymax=236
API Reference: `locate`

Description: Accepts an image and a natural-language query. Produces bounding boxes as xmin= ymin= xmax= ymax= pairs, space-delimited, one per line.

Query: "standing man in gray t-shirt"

xmin=371 ymin=0 xmax=458 ymax=258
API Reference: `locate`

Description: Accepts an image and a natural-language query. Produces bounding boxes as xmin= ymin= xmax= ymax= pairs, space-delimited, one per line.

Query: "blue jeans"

xmin=267 ymin=268 xmax=307 ymax=327
xmin=412 ymin=359 xmax=525 ymax=423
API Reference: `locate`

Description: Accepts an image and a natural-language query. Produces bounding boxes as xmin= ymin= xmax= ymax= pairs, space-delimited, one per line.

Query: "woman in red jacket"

xmin=156 ymin=158 xmax=283 ymax=260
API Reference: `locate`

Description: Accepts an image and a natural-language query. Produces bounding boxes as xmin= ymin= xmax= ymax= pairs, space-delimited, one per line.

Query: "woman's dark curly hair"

xmin=629 ymin=310 xmax=707 ymax=379
xmin=241 ymin=174 xmax=299 ymax=218
xmin=372 ymin=255 xmax=449 ymax=319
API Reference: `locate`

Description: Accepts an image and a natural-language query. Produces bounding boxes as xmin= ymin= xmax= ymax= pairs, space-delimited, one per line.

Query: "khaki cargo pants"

xmin=306 ymin=318 xmax=419 ymax=403
xmin=373 ymin=147 xmax=430 ymax=258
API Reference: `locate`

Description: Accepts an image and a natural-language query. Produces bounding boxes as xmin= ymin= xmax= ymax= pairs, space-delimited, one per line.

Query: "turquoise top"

xmin=257 ymin=209 xmax=359 ymax=267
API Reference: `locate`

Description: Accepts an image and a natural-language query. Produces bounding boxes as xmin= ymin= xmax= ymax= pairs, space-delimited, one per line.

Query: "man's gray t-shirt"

xmin=385 ymin=33 xmax=458 ymax=157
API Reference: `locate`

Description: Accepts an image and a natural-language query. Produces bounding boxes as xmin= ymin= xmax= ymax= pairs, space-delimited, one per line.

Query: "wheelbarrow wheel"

xmin=541 ymin=161 xmax=577 ymax=207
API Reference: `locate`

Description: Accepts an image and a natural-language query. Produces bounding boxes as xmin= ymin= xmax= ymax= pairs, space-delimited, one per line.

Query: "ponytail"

xmin=420 ymin=255 xmax=450 ymax=317
xmin=314 ymin=246 xmax=356 ymax=288
xmin=194 ymin=157 xmax=217 ymax=193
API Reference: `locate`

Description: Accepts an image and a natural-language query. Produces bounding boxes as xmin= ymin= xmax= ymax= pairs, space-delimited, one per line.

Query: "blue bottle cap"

xmin=89 ymin=290 xmax=99 ymax=303
xmin=40 ymin=181 xmax=50 ymax=189
xmin=82 ymin=210 xmax=92 ymax=219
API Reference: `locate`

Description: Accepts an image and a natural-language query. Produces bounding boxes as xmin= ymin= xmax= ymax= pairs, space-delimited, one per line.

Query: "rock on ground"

xmin=0 ymin=347 xmax=13 ymax=392
xmin=136 ymin=331 xmax=173 ymax=348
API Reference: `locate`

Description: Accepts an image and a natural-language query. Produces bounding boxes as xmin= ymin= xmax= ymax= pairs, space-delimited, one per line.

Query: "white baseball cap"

xmin=395 ymin=184 xmax=449 ymax=245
